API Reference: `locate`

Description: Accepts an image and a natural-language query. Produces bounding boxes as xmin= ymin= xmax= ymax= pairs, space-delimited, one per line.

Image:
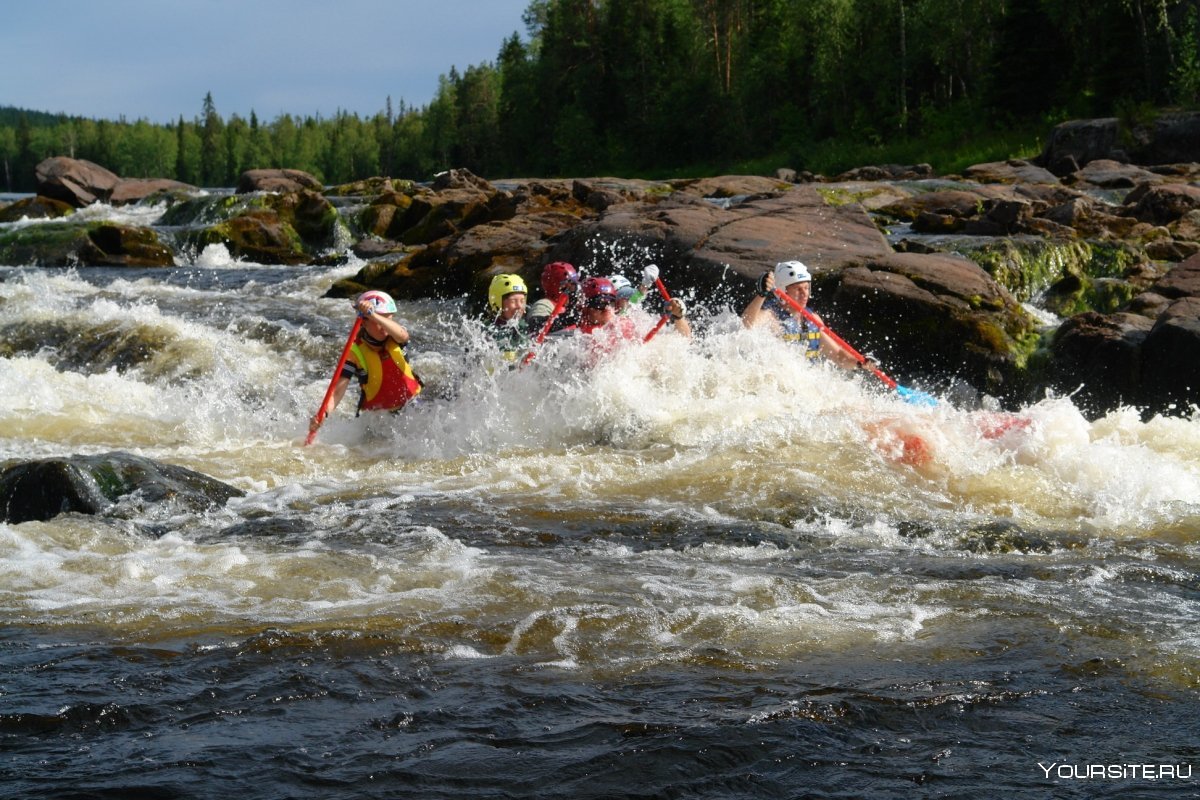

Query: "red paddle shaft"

xmin=643 ymin=277 xmax=675 ymax=343
xmin=304 ymin=317 xmax=362 ymax=446
xmin=772 ymin=288 xmax=898 ymax=390
xmin=521 ymin=294 xmax=569 ymax=366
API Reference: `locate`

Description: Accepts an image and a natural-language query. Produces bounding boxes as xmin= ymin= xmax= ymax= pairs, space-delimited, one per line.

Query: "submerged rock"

xmin=0 ymin=452 xmax=244 ymax=524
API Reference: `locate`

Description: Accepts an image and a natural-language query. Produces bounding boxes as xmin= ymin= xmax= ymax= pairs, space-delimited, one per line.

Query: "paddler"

xmin=579 ymin=276 xmax=690 ymax=339
xmin=307 ymin=290 xmax=422 ymax=436
xmin=741 ymin=260 xmax=872 ymax=371
xmin=485 ymin=273 xmax=531 ymax=363
xmin=526 ymin=261 xmax=582 ymax=335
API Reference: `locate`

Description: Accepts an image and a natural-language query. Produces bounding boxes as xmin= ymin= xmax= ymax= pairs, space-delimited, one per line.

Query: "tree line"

xmin=2 ymin=0 xmax=1198 ymax=192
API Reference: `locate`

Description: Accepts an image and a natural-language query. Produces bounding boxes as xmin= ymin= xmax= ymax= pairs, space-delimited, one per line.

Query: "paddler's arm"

xmin=355 ymin=298 xmax=411 ymax=345
xmin=810 ymin=311 xmax=877 ymax=372
xmin=669 ymin=297 xmax=692 ymax=338
xmin=376 ymin=315 xmax=410 ymax=345
xmin=741 ymin=271 xmax=774 ymax=328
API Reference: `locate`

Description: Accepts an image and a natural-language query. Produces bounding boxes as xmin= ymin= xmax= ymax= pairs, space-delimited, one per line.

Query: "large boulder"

xmin=0 ymin=452 xmax=243 ymax=524
xmin=1140 ymin=296 xmax=1200 ymax=414
xmin=109 ymin=177 xmax=196 ymax=206
xmin=1039 ymin=112 xmax=1200 ymax=171
xmin=560 ymin=185 xmax=893 ymax=294
xmin=34 ymin=157 xmax=120 ymax=207
xmin=1045 ymin=254 xmax=1200 ymax=417
xmin=236 ymin=168 xmax=324 ymax=194
xmin=1039 ymin=119 xmax=1122 ymax=174
xmin=822 ymin=252 xmax=1039 ymax=398
xmin=1044 ymin=311 xmax=1154 ymax=415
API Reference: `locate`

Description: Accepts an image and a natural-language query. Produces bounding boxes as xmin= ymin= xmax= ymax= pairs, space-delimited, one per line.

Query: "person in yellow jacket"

xmin=308 ymin=290 xmax=422 ymax=436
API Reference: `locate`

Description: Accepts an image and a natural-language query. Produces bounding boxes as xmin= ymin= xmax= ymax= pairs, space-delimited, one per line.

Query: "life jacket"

xmin=764 ymin=295 xmax=822 ymax=359
xmin=490 ymin=316 xmax=531 ymax=363
xmin=347 ymin=339 xmax=422 ymax=412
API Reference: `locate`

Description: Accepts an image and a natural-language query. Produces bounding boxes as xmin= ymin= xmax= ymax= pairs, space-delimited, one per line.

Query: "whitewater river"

xmin=1 ymin=207 xmax=1199 ymax=798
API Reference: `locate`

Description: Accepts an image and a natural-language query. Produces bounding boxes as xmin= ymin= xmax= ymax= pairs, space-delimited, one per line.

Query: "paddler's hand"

xmin=669 ymin=297 xmax=687 ymax=320
xmin=641 ymin=263 xmax=659 ymax=287
xmin=756 ymin=271 xmax=775 ymax=297
xmin=308 ymin=414 xmax=323 ymax=434
xmin=856 ymin=358 xmax=879 ymax=373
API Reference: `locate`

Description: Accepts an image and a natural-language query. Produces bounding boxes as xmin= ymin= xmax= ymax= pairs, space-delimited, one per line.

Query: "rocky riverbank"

xmin=3 ymin=114 xmax=1198 ymax=418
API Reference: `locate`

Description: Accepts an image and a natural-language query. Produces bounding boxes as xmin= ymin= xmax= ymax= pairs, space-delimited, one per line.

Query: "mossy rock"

xmin=256 ymin=190 xmax=343 ymax=250
xmin=0 ymin=195 xmax=75 ymax=222
xmin=0 ymin=221 xmax=173 ymax=266
xmin=184 ymin=210 xmax=308 ymax=265
xmin=325 ymin=177 xmax=417 ymax=197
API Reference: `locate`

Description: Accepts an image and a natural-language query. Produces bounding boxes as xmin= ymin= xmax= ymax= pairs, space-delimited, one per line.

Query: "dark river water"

xmin=1 ymin=206 xmax=1198 ymax=798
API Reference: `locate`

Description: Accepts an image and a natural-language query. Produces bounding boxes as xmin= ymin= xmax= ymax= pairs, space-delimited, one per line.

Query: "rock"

xmin=1128 ymin=111 xmax=1200 ymax=165
xmin=1151 ymin=253 xmax=1200 ymax=297
xmin=1039 ymin=118 xmax=1121 ymax=171
xmin=775 ymin=168 xmax=798 ymax=183
xmin=963 ymin=159 xmax=1060 ymax=185
xmin=34 ymin=156 xmax=120 ymax=207
xmin=431 ymin=167 xmax=494 ymax=192
xmin=0 ymin=452 xmax=244 ymax=524
xmin=1045 ymin=311 xmax=1154 ymax=415
xmin=669 ymin=175 xmax=791 ymax=199
xmin=1140 ymin=296 xmax=1200 ymax=414
xmin=0 ymin=221 xmax=174 ymax=267
xmin=564 ymin=185 xmax=893 ymax=294
xmin=1122 ymin=183 xmax=1200 ymax=226
xmin=879 ymin=187 xmax=1013 ymax=222
xmin=78 ymin=223 xmax=175 ymax=267
xmin=109 ymin=177 xmax=196 ymax=206
xmin=236 ymin=168 xmax=323 ymax=193
xmin=825 ymin=252 xmax=1038 ymax=398
xmin=833 ymin=164 xmax=934 ymax=181
xmin=189 ymin=209 xmax=309 ymax=265
xmin=1040 ymin=112 xmax=1200 ymax=169
xmin=962 ymin=198 xmax=1036 ymax=235
xmin=0 ymin=195 xmax=75 ymax=222
xmin=1068 ymin=159 xmax=1161 ymax=189
xmin=1172 ymin=210 xmax=1200 ymax=242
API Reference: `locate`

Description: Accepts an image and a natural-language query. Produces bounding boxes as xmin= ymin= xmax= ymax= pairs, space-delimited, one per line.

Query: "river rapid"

xmin=1 ymin=202 xmax=1199 ymax=799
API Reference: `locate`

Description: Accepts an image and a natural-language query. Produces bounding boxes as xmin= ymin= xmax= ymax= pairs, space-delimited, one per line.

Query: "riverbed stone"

xmin=0 ymin=452 xmax=244 ymax=524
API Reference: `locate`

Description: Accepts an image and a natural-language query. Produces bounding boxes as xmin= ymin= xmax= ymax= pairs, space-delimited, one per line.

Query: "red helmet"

xmin=581 ymin=276 xmax=618 ymax=308
xmin=540 ymin=261 xmax=579 ymax=301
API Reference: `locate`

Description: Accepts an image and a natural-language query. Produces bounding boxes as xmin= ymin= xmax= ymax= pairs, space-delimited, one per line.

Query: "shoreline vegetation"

xmin=2 ymin=0 xmax=1198 ymax=188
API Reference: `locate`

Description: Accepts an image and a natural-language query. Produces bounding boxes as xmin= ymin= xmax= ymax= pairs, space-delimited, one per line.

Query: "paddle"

xmin=772 ymin=288 xmax=937 ymax=406
xmin=643 ymin=277 xmax=676 ymax=343
xmin=304 ymin=317 xmax=362 ymax=445
xmin=521 ymin=294 xmax=569 ymax=367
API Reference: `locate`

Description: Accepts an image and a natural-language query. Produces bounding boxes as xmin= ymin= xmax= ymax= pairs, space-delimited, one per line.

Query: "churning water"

xmin=1 ymin=224 xmax=1198 ymax=798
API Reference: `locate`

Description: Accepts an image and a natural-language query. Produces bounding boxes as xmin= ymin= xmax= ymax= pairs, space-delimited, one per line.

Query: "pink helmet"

xmin=581 ymin=276 xmax=618 ymax=308
xmin=357 ymin=290 xmax=397 ymax=314
xmin=540 ymin=261 xmax=579 ymax=302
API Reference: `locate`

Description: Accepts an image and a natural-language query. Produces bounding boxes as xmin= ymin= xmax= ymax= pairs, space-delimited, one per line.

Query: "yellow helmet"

xmin=488 ymin=274 xmax=528 ymax=313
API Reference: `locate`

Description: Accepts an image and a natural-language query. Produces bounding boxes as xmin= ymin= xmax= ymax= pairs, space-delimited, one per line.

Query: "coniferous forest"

xmin=2 ymin=0 xmax=1198 ymax=190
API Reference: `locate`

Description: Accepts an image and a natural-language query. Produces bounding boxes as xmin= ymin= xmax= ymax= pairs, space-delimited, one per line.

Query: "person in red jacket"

xmin=308 ymin=290 xmax=422 ymax=436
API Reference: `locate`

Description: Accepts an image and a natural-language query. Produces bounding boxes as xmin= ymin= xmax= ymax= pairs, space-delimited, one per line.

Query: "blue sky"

xmin=2 ymin=0 xmax=532 ymax=123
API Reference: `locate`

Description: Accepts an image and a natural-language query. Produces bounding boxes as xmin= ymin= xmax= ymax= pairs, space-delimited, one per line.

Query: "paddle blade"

xmin=896 ymin=385 xmax=939 ymax=407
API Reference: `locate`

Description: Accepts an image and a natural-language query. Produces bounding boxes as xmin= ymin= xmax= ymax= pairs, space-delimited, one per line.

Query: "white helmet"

xmin=774 ymin=260 xmax=812 ymax=289
xmin=608 ymin=274 xmax=634 ymax=300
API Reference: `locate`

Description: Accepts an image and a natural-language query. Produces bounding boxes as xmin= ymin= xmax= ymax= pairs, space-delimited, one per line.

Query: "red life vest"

xmin=349 ymin=340 xmax=422 ymax=412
